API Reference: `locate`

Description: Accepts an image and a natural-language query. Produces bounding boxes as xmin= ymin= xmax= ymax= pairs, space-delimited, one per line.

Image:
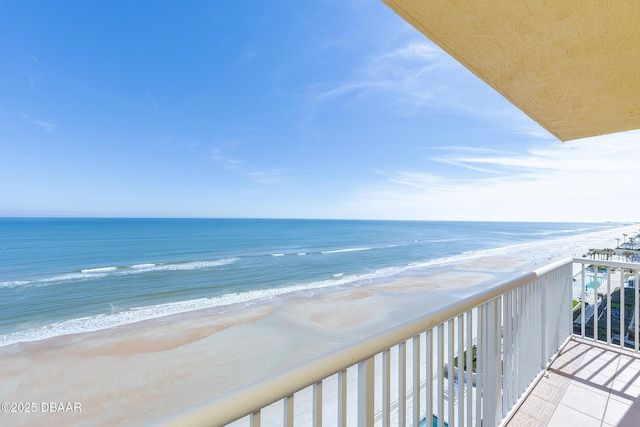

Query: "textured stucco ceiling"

xmin=382 ymin=0 xmax=640 ymax=141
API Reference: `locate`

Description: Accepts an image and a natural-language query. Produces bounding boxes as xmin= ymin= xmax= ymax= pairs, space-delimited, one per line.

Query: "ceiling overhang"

xmin=382 ymin=0 xmax=640 ymax=141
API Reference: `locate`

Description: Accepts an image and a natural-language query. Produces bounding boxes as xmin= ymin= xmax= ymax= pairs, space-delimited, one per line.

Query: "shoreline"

xmin=0 ymin=224 xmax=629 ymax=349
xmin=0 ymin=224 xmax=637 ymax=426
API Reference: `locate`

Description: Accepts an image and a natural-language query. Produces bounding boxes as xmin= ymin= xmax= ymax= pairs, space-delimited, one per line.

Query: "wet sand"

xmin=0 ymin=225 xmax=636 ymax=426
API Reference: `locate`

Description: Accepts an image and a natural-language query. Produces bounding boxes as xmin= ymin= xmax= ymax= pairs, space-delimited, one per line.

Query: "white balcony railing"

xmin=153 ymin=257 xmax=640 ymax=427
xmin=573 ymin=258 xmax=640 ymax=351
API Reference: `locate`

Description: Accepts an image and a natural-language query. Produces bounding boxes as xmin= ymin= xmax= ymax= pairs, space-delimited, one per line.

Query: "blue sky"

xmin=1 ymin=0 xmax=638 ymax=222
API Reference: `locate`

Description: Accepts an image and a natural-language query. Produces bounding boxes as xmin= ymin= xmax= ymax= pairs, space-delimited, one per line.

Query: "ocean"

xmin=0 ymin=218 xmax=623 ymax=347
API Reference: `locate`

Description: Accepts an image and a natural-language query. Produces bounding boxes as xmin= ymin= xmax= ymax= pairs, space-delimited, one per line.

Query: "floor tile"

xmin=518 ymin=394 xmax=555 ymax=423
xmin=609 ymin=382 xmax=640 ymax=409
xmin=509 ymin=338 xmax=640 ymax=426
xmin=547 ymin=404 xmax=601 ymax=427
xmin=603 ymin=398 xmax=640 ymax=426
xmin=558 ymin=383 xmax=608 ymax=419
xmin=538 ymin=371 xmax=571 ymax=390
xmin=614 ymin=365 xmax=640 ymax=386
xmin=507 ymin=411 xmax=545 ymax=427
xmin=531 ymin=381 xmax=565 ymax=404
xmin=580 ymin=356 xmax=618 ymax=375
xmin=571 ymin=370 xmax=615 ymax=394
xmin=580 ymin=359 xmax=620 ymax=378
xmin=550 ymin=362 xmax=581 ymax=376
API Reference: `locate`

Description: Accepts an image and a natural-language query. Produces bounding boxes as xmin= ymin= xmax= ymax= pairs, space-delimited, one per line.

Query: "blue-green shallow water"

xmin=0 ymin=218 xmax=623 ymax=346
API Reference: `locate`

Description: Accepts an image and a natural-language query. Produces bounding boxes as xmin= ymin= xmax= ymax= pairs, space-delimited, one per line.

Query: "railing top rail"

xmin=152 ymin=257 xmax=574 ymax=427
xmin=573 ymin=257 xmax=640 ymax=270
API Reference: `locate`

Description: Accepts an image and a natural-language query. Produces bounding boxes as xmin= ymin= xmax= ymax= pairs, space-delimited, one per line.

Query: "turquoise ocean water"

xmin=0 ymin=218 xmax=622 ymax=347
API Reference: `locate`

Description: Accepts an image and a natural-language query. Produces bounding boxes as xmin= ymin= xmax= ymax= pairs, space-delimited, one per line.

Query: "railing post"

xmin=284 ymin=395 xmax=294 ymax=427
xmin=313 ymin=381 xmax=322 ymax=427
xmin=581 ymin=263 xmax=586 ymax=338
xmin=618 ymin=270 xmax=624 ymax=348
xmin=594 ymin=267 xmax=599 ymax=342
xmin=606 ymin=269 xmax=612 ymax=344
xmin=457 ymin=314 xmax=465 ymax=425
xmin=358 ymin=357 xmax=374 ymax=427
xmin=466 ymin=310 xmax=473 ymax=427
xmin=485 ymin=297 xmax=502 ymax=427
xmin=503 ymin=291 xmax=512 ymax=414
xmin=621 ymin=275 xmax=626 ymax=349
xmin=425 ymin=330 xmax=433 ymax=427
xmin=633 ymin=272 xmax=640 ymax=353
xmin=475 ymin=306 xmax=484 ymax=426
xmin=438 ymin=324 xmax=445 ymax=427
xmin=413 ymin=335 xmax=420 ymax=426
xmin=399 ymin=341 xmax=406 ymax=427
xmin=382 ymin=349 xmax=391 ymax=427
xmin=447 ymin=319 xmax=455 ymax=426
xmin=338 ymin=369 xmax=347 ymax=427
xmin=250 ymin=410 xmax=261 ymax=427
xmin=541 ymin=274 xmax=548 ymax=369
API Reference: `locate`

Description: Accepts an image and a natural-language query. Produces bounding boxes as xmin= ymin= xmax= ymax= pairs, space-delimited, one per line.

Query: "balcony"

xmin=153 ymin=258 xmax=640 ymax=427
xmin=507 ymin=338 xmax=640 ymax=426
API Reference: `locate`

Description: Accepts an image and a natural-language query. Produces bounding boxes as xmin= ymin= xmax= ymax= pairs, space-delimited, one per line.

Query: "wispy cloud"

xmin=34 ymin=120 xmax=55 ymax=133
xmin=309 ymin=40 xmax=447 ymax=107
xmin=237 ymin=43 xmax=258 ymax=66
xmin=209 ymin=145 xmax=292 ymax=185
xmin=248 ymin=170 xmax=284 ymax=184
xmin=433 ymin=138 xmax=634 ymax=176
xmin=305 ymin=25 xmax=550 ymax=138
xmin=210 ymin=146 xmax=243 ymax=169
xmin=344 ymin=131 xmax=640 ymax=222
xmin=20 ymin=113 xmax=55 ymax=133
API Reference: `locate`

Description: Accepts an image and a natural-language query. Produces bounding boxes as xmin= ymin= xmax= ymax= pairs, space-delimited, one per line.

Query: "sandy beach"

xmin=0 ymin=224 xmax=637 ymax=426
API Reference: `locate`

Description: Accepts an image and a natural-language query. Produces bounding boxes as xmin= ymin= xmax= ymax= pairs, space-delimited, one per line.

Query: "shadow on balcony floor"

xmin=507 ymin=337 xmax=640 ymax=427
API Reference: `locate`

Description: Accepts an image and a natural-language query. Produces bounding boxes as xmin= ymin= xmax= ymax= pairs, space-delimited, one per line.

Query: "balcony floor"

xmin=507 ymin=337 xmax=640 ymax=427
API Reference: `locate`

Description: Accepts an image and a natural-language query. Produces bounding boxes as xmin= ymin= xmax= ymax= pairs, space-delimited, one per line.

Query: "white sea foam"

xmin=535 ymin=227 xmax=592 ymax=236
xmin=0 ymin=263 xmax=413 ymax=347
xmin=321 ymin=247 xmax=371 ymax=254
xmin=0 ymin=279 xmax=335 ymax=347
xmin=0 ymin=280 xmax=30 ymax=288
xmin=42 ymin=272 xmax=109 ymax=283
xmin=80 ymin=267 xmax=118 ymax=273
xmin=270 ymin=253 xmax=285 ymax=257
xmin=3 ymin=258 xmax=240 ymax=289
xmin=148 ymin=259 xmax=238 ymax=271
xmin=1 ymin=272 xmax=110 ymax=288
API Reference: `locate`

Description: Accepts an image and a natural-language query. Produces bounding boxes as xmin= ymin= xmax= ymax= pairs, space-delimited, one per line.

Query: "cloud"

xmin=248 ymin=170 xmax=283 ymax=184
xmin=343 ymin=130 xmax=640 ymax=222
xmin=237 ymin=43 xmax=258 ymax=66
xmin=428 ymin=134 xmax=640 ymax=179
xmin=210 ymin=146 xmax=243 ymax=169
xmin=305 ymin=24 xmax=551 ymax=138
xmin=34 ymin=120 xmax=55 ymax=133
xmin=308 ymin=40 xmax=448 ymax=107
xmin=209 ymin=145 xmax=292 ymax=185
xmin=20 ymin=113 xmax=55 ymax=133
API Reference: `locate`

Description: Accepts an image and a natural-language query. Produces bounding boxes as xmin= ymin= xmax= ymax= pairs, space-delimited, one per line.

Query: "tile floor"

xmin=507 ymin=338 xmax=640 ymax=427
